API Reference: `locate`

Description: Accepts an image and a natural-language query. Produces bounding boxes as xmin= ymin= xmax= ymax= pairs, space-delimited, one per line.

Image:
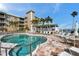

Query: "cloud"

xmin=53 ymin=3 xmax=61 ymax=14
xmin=0 ymin=3 xmax=7 ymax=11
xmin=59 ymin=23 xmax=72 ymax=29
xmin=0 ymin=3 xmax=29 ymax=12
xmin=7 ymin=4 xmax=33 ymax=12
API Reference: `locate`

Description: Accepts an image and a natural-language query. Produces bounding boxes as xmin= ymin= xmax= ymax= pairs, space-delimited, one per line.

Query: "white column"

xmin=30 ymin=12 xmax=33 ymax=32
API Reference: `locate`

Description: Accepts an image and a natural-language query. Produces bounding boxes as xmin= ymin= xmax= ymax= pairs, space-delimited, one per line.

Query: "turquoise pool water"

xmin=1 ymin=34 xmax=47 ymax=56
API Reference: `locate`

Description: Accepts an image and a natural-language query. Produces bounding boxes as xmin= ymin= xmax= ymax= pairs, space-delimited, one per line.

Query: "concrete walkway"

xmin=0 ymin=43 xmax=17 ymax=56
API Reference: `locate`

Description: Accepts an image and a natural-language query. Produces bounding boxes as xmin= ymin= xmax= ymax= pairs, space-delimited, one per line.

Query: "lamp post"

xmin=71 ymin=11 xmax=78 ymax=34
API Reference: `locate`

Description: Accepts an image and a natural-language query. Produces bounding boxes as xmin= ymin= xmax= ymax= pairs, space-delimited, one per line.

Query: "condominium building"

xmin=0 ymin=12 xmax=23 ymax=32
xmin=0 ymin=10 xmax=59 ymax=34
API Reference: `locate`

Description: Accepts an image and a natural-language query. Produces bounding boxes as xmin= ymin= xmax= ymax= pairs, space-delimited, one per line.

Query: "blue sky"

xmin=0 ymin=3 xmax=79 ymax=28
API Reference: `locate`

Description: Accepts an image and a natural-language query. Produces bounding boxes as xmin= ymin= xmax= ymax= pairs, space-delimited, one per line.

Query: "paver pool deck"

xmin=34 ymin=35 xmax=70 ymax=56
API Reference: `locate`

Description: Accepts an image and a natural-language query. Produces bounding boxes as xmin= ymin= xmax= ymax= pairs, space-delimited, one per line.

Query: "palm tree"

xmin=40 ymin=18 xmax=45 ymax=33
xmin=45 ymin=16 xmax=53 ymax=23
xmin=14 ymin=21 xmax=19 ymax=32
xmin=9 ymin=21 xmax=15 ymax=32
xmin=45 ymin=16 xmax=53 ymax=34
xmin=71 ymin=11 xmax=78 ymax=17
xmin=24 ymin=24 xmax=30 ymax=32
xmin=9 ymin=21 xmax=18 ymax=32
xmin=71 ymin=11 xmax=78 ymax=47
xmin=40 ymin=18 xmax=45 ymax=25
xmin=71 ymin=11 xmax=78 ymax=31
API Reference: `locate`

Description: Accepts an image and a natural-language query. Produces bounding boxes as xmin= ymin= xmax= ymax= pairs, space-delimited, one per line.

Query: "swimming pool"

xmin=1 ymin=34 xmax=47 ymax=56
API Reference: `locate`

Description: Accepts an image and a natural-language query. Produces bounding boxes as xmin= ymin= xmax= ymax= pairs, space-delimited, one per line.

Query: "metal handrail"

xmin=9 ymin=37 xmax=47 ymax=56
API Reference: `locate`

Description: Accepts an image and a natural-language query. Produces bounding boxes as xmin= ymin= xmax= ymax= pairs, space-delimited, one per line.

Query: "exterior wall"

xmin=7 ymin=15 xmax=19 ymax=32
xmin=19 ymin=18 xmax=24 ymax=32
xmin=0 ymin=12 xmax=7 ymax=32
xmin=24 ymin=11 xmax=35 ymax=32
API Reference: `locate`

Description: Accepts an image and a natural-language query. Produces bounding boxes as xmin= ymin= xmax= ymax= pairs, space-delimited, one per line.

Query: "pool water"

xmin=1 ymin=34 xmax=47 ymax=56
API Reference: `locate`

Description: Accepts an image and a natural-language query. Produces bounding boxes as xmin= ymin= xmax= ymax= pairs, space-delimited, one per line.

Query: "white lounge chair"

xmin=70 ymin=47 xmax=79 ymax=53
xmin=58 ymin=51 xmax=72 ymax=56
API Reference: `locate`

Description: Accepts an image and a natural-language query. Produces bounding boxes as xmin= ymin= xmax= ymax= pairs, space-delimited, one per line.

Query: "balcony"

xmin=0 ymin=14 xmax=5 ymax=18
xmin=0 ymin=21 xmax=8 ymax=23
xmin=0 ymin=21 xmax=9 ymax=26
xmin=0 ymin=26 xmax=7 ymax=29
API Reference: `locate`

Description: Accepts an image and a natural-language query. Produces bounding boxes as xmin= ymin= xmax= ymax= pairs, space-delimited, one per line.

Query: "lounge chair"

xmin=58 ymin=51 xmax=72 ymax=56
xmin=70 ymin=47 xmax=79 ymax=52
xmin=58 ymin=47 xmax=79 ymax=56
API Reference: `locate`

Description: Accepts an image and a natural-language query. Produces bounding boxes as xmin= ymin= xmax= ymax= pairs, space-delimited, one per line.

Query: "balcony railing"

xmin=0 ymin=15 xmax=5 ymax=18
xmin=0 ymin=21 xmax=9 ymax=24
xmin=0 ymin=25 xmax=7 ymax=29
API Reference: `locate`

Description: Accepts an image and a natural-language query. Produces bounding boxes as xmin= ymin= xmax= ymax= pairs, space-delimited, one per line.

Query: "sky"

xmin=0 ymin=3 xmax=79 ymax=29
